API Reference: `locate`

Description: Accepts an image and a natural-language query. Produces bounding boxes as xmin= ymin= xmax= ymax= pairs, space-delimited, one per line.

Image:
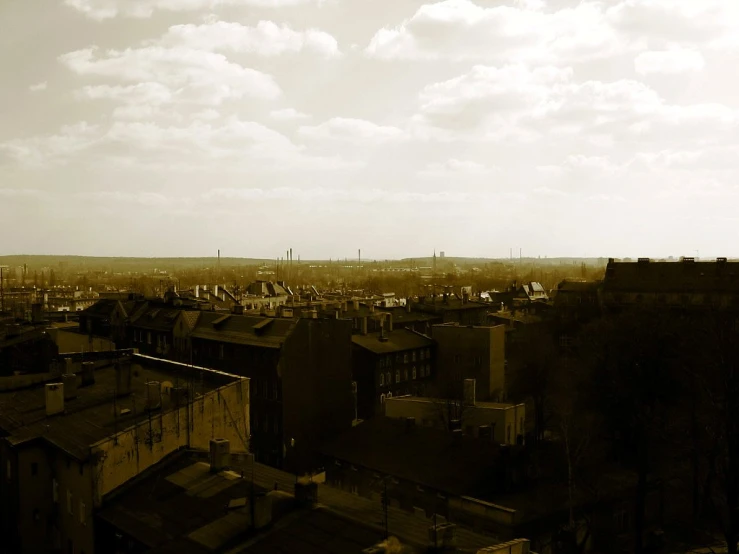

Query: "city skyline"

xmin=2 ymin=0 xmax=738 ymax=259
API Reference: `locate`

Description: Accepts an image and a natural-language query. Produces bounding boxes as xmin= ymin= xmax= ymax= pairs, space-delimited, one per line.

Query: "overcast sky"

xmin=1 ymin=0 xmax=738 ymax=260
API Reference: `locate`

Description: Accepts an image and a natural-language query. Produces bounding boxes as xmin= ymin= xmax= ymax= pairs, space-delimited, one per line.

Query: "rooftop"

xmin=0 ymin=354 xmax=243 ymax=461
xmin=413 ymin=297 xmax=490 ymax=313
xmin=190 ymin=312 xmax=296 ymax=348
xmin=604 ymin=259 xmax=739 ymax=293
xmin=320 ymin=417 xmax=506 ymax=497
xmin=386 ymin=395 xmax=524 ymax=411
xmin=352 ymin=329 xmax=434 ymax=355
xmin=99 ymin=451 xmax=269 ymax=553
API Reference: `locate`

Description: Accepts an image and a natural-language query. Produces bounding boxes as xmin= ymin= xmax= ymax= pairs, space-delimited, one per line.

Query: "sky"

xmin=1 ymin=0 xmax=739 ymax=260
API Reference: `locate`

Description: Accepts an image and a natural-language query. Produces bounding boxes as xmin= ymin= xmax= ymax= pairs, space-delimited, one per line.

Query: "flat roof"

xmin=0 ymin=354 xmax=243 ymax=461
xmin=352 ymin=329 xmax=434 ymax=355
xmin=385 ymin=395 xmax=524 ymax=410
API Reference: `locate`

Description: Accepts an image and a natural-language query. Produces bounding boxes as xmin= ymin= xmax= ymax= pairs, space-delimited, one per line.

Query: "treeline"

xmin=510 ymin=307 xmax=739 ymax=553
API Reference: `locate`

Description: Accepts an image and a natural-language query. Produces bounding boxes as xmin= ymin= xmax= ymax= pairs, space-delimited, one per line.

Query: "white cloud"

xmin=365 ymin=0 xmax=625 ymax=64
xmin=60 ymin=46 xmax=281 ymax=106
xmin=157 ymin=21 xmax=340 ymax=58
xmin=270 ymin=108 xmax=310 ymax=121
xmin=0 ymin=123 xmax=100 ymax=168
xmin=202 ymin=186 xmax=475 ymax=204
xmin=0 ymin=118 xmax=359 ymax=172
xmin=65 ymin=0 xmax=322 ymax=20
xmin=298 ymin=118 xmax=407 ymax=142
xmin=29 ymin=81 xmax=48 ymax=92
xmin=412 ymin=63 xmax=739 ymax=145
xmin=634 ymin=48 xmax=705 ymax=75
xmin=419 ymin=158 xmax=496 ymax=177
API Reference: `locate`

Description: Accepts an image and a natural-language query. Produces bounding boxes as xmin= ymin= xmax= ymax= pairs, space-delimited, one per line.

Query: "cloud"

xmin=157 ymin=21 xmax=340 ymax=58
xmin=0 ymin=118 xmax=359 ymax=172
xmin=419 ymin=158 xmax=496 ymax=177
xmin=298 ymin=118 xmax=407 ymax=142
xmin=29 ymin=81 xmax=48 ymax=92
xmin=366 ymin=0 xmax=739 ymax=64
xmin=634 ymin=48 xmax=705 ymax=75
xmin=60 ymin=46 xmax=281 ymax=106
xmin=412 ymin=63 xmax=739 ymax=145
xmin=270 ymin=108 xmax=310 ymax=121
xmin=64 ymin=0 xmax=322 ymax=20
xmin=202 ymin=186 xmax=475 ymax=204
xmin=365 ymin=0 xmax=625 ymax=64
xmin=0 ymin=123 xmax=100 ymax=168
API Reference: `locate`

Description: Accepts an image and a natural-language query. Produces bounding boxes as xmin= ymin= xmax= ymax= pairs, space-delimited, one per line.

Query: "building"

xmin=47 ymin=322 xmax=116 ymax=355
xmin=351 ymin=323 xmax=435 ymax=420
xmin=0 ymin=320 xmax=59 ymax=377
xmin=515 ymin=283 xmax=548 ymax=303
xmin=128 ymin=304 xmax=200 ymax=359
xmin=431 ymin=324 xmax=506 ymax=402
xmin=384 ymin=387 xmax=525 ymax=446
xmin=78 ymin=298 xmax=149 ymax=346
xmin=413 ymin=294 xmax=490 ymax=326
xmin=189 ymin=312 xmax=354 ymax=473
xmin=601 ymin=256 xmax=739 ymax=312
xmin=319 ymin=417 xmax=520 ymax=519
xmin=0 ymin=351 xmax=250 ymax=554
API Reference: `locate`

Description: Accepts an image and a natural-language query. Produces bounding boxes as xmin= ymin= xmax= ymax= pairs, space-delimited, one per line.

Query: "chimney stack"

xmin=195 ymin=285 xmax=200 ymax=298
xmin=361 ymin=317 xmax=368 ymax=336
xmin=209 ymin=438 xmax=231 ymax=473
xmin=45 ymin=383 xmax=65 ymax=416
xmin=353 ymin=299 xmax=360 ymax=311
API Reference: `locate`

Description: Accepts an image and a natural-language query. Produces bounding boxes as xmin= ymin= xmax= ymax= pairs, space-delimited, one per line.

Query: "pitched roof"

xmin=81 ymin=299 xmax=120 ymax=318
xmin=352 ymin=329 xmax=434 ymax=355
xmin=130 ymin=306 xmax=185 ymax=332
xmin=190 ymin=312 xmax=295 ymax=348
xmin=603 ymin=260 xmax=739 ymax=293
xmin=319 ymin=417 xmax=505 ymax=497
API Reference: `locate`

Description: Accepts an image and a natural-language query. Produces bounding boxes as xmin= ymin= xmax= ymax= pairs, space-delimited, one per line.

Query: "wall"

xmin=384 ymin=398 xmax=525 ymax=445
xmin=281 ymin=317 xmax=354 ymax=474
xmin=431 ymin=325 xmax=506 ymax=402
xmin=90 ymin=376 xmax=249 ymax=507
xmin=49 ymin=328 xmax=115 ymax=354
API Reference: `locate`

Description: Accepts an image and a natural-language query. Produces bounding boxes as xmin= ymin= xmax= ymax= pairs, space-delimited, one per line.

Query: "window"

xmin=412 ymin=367 xmax=417 ymax=380
xmin=403 ymin=353 xmax=409 ymax=363
xmin=380 ymin=373 xmax=385 ymax=386
xmin=412 ymin=351 xmax=417 ymax=362
xmin=79 ymin=500 xmax=86 ymax=525
xmin=379 ymin=357 xmax=385 ymax=369
xmin=67 ymin=490 xmax=73 ymax=515
xmin=380 ymin=393 xmax=386 ymax=404
xmin=475 ymin=356 xmax=482 ymax=366
xmin=31 ymin=462 xmax=38 ymax=476
xmin=147 ymin=332 xmax=152 ymax=345
xmin=395 ymin=370 xmax=400 ymax=383
xmin=403 ymin=369 xmax=408 ymax=381
xmin=386 ymin=372 xmax=391 ymax=385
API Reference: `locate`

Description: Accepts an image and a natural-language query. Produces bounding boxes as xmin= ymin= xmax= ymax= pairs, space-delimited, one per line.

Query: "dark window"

xmin=31 ymin=463 xmax=38 ymax=476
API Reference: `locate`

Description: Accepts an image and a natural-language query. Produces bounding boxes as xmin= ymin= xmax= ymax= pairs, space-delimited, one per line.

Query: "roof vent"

xmin=637 ymin=258 xmax=650 ymax=263
xmin=682 ymin=257 xmax=695 ymax=263
xmin=718 ymin=257 xmax=728 ymax=263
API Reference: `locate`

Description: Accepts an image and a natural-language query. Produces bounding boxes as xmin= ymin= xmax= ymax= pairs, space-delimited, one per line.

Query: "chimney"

xmin=45 ymin=383 xmax=65 ymax=416
xmin=214 ymin=285 xmax=219 ymax=298
xmin=353 ymin=299 xmax=359 ymax=311
xmin=80 ymin=362 xmax=95 ymax=387
xmin=195 ymin=285 xmax=200 ymax=298
xmin=342 ymin=301 xmax=348 ymax=313
xmin=115 ymin=361 xmax=132 ymax=397
xmin=62 ymin=374 xmax=78 ymax=400
xmin=209 ymin=438 xmax=231 ymax=473
xmin=405 ymin=417 xmax=416 ymax=432
xmin=463 ymin=379 xmax=476 ymax=407
xmin=146 ymin=381 xmax=161 ymax=411
xmin=370 ymin=304 xmax=375 ymax=313
xmin=361 ymin=317 xmax=368 ymax=336
xmin=379 ymin=316 xmax=387 ymax=341
xmin=387 ymin=313 xmax=393 ymax=333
